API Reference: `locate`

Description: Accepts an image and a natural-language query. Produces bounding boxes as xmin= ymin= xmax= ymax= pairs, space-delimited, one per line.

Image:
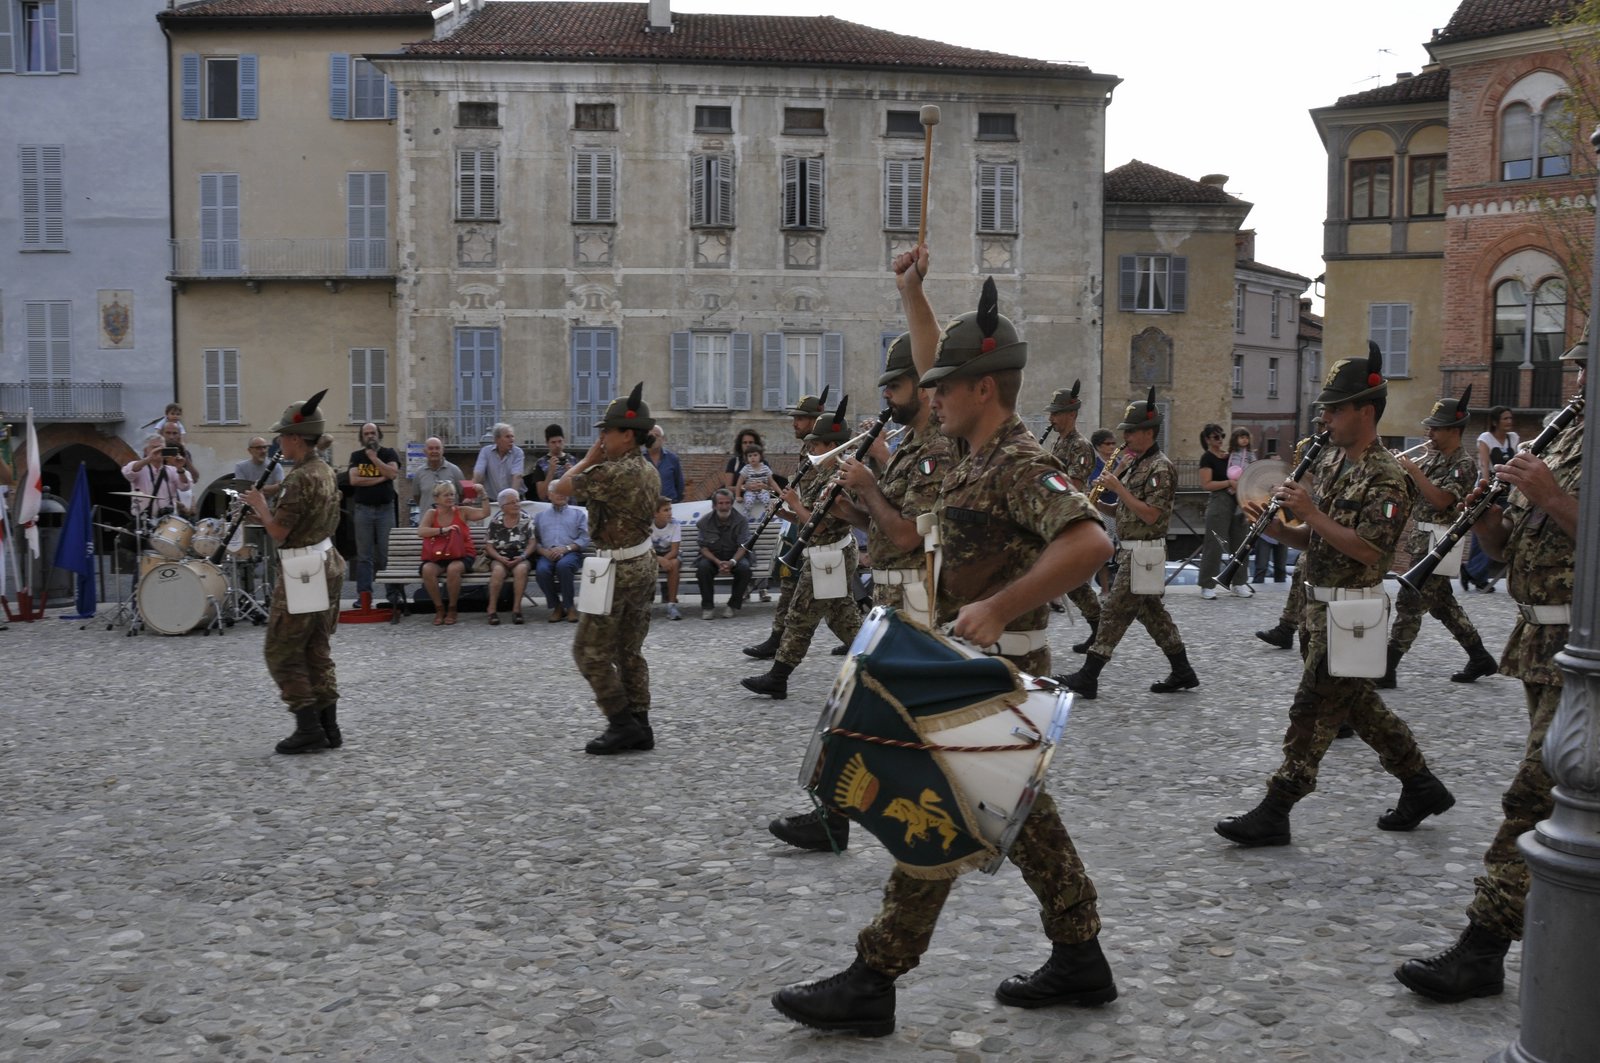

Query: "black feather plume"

xmin=626 ymin=381 xmax=644 ymax=412
xmin=818 ymin=385 xmax=831 ymax=409
xmin=1366 ymin=340 xmax=1384 ymax=378
xmin=1456 ymin=384 xmax=1472 ymax=419
xmin=1145 ymin=386 xmax=1155 ymax=409
xmin=830 ymin=395 xmax=849 ymax=432
xmin=1070 ymin=378 xmax=1081 ymax=399
xmin=300 ymin=389 xmax=328 ymax=418
xmin=977 ymin=277 xmax=999 ymax=339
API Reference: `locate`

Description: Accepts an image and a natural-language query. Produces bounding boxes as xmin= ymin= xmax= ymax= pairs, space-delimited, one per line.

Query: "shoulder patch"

xmin=1041 ymin=471 xmax=1071 ymax=493
xmin=1381 ymin=500 xmax=1398 ymax=520
xmin=918 ymin=457 xmax=937 ymax=476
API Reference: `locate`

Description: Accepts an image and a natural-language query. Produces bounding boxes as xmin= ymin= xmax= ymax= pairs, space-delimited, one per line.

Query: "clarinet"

xmin=1216 ymin=430 xmax=1331 ymax=586
xmin=1038 ymin=424 xmax=1055 ymax=448
xmin=778 ymin=408 xmax=893 ymax=569
xmin=209 ymin=454 xmax=283 ymax=565
xmin=740 ymin=455 xmax=816 ymax=556
xmin=1398 ymin=393 xmax=1585 ymax=592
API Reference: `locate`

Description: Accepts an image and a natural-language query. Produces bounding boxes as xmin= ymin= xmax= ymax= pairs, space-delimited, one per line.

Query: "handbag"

xmin=422 ymin=521 xmax=470 ymax=563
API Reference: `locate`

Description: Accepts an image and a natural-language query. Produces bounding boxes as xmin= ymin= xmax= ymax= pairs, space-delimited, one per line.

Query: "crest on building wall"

xmin=98 ymin=290 xmax=134 ymax=349
xmin=1129 ymin=326 xmax=1172 ymax=385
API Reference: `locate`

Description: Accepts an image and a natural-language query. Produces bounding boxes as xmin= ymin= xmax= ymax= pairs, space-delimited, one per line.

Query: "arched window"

xmin=1501 ymin=97 xmax=1571 ymax=180
xmin=1491 ymin=277 xmax=1567 ymax=406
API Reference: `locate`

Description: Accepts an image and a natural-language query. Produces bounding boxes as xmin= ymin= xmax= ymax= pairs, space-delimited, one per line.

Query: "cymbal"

xmin=110 ymin=490 xmax=159 ymax=499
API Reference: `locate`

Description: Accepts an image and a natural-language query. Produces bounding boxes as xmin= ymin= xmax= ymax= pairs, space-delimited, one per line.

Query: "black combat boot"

xmin=1149 ymin=649 xmax=1199 ymax=693
xmin=584 ymin=713 xmax=651 ymax=755
xmin=1394 ymin=922 xmax=1511 ymax=1003
xmin=771 ymin=956 xmax=896 ymax=1037
xmin=830 ymin=641 xmax=850 ymax=655
xmin=1378 ymin=768 xmax=1455 ymax=831
xmin=275 ymin=707 xmax=329 ymax=755
xmin=741 ymin=661 xmax=793 ymax=699
xmin=1255 ymin=621 xmax=1295 ymax=649
xmin=742 ymin=629 xmax=783 ymax=660
xmin=1376 ymin=643 xmax=1404 ymax=689
xmin=995 ymin=936 xmax=1118 ymax=1008
xmin=1215 ymin=787 xmax=1294 ymax=847
xmin=1451 ymin=638 xmax=1499 ymax=683
xmin=631 ymin=709 xmax=654 ymax=751
xmin=1070 ymin=618 xmax=1100 ymax=655
xmin=319 ymin=702 xmax=342 ymax=749
xmin=769 ymin=807 xmax=850 ymax=852
xmin=1055 ymin=652 xmax=1107 ymax=700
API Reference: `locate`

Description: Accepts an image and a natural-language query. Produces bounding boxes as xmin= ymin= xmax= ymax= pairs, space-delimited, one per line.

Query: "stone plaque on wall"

xmin=98 ymin=290 xmax=134 ymax=349
xmin=574 ymin=228 xmax=614 ymax=267
xmin=784 ymin=233 xmax=821 ymax=270
xmin=979 ymin=238 xmax=1015 ymax=273
xmin=694 ymin=231 xmax=731 ymax=268
xmin=457 ymin=227 xmax=496 ymax=268
xmin=1130 ymin=326 xmax=1172 ymax=385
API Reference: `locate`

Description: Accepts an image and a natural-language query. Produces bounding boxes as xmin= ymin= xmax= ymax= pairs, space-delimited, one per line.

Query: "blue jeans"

xmin=353 ymin=502 xmax=398 ymax=598
xmin=536 ymin=552 xmax=584 ymax=609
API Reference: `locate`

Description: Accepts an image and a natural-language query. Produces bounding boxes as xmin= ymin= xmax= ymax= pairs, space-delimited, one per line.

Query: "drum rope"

xmin=830 ymin=673 xmax=1041 ymax=754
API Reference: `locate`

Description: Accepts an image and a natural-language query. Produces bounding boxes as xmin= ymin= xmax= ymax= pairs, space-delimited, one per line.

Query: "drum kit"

xmin=102 ymin=481 xmax=272 ymax=636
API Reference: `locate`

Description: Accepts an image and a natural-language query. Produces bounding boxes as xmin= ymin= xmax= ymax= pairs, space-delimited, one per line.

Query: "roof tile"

xmin=1431 ymin=0 xmax=1577 ymax=45
xmin=1104 ymin=160 xmax=1242 ymax=205
xmin=1333 ymin=68 xmax=1450 ymax=109
xmin=164 ymin=1 xmax=443 ymax=18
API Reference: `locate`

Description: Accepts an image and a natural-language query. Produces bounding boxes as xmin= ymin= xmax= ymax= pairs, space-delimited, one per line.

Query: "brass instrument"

xmin=1086 ymin=448 xmax=1135 ymax=505
xmin=1391 ymin=441 xmax=1432 ymax=462
xmin=779 ymin=408 xmax=894 ymax=569
xmin=806 ymin=423 xmax=908 ymax=467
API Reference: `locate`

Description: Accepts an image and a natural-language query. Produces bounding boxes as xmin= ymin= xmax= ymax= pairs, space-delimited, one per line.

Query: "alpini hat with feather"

xmin=804 ymin=396 xmax=854 ymax=445
xmin=269 ymin=389 xmax=328 ymax=438
xmin=595 ymin=382 xmax=656 ymax=433
xmin=918 ymin=277 xmax=1028 ymax=387
xmin=878 ymin=334 xmax=916 ymax=387
xmin=787 ymin=385 xmax=832 ymax=418
xmin=1046 ymin=379 xmax=1084 ymax=414
xmin=1116 ymin=387 xmax=1162 ymax=431
xmin=1317 ymin=341 xmax=1388 ymax=405
xmin=1421 ymin=384 xmax=1473 ymax=428
xmin=1560 ymin=322 xmax=1589 ymax=364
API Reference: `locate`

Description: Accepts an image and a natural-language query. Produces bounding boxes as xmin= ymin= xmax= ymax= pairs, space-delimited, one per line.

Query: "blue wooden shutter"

xmin=821 ymin=332 xmax=844 ymax=397
xmin=690 ymin=155 xmax=707 ymax=226
xmin=329 ymin=53 xmax=350 ymax=119
xmin=730 ymin=332 xmax=752 ymax=409
xmin=714 ymin=155 xmax=734 ymax=227
xmin=181 ymin=53 xmax=201 ymax=120
xmin=670 ymin=332 xmax=692 ymax=410
xmin=56 ymin=0 xmax=76 ymax=73
xmin=762 ymin=332 xmax=784 ymax=410
xmin=1169 ymin=256 xmax=1188 ymax=312
xmin=781 ymin=156 xmax=799 ymax=228
xmin=1118 ymin=254 xmax=1136 ymax=311
xmin=238 ymin=54 xmax=258 ymax=120
xmin=807 ymin=157 xmax=825 ymax=229
xmin=387 ymin=78 xmax=398 ymax=120
xmin=0 ymin=1 xmax=15 ymax=75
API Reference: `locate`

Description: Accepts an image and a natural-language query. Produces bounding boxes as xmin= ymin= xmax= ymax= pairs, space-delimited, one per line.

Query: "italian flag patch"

xmin=1042 ymin=472 xmax=1071 ymax=493
xmin=918 ymin=458 xmax=936 ymax=475
xmin=1382 ymin=501 xmax=1398 ymax=519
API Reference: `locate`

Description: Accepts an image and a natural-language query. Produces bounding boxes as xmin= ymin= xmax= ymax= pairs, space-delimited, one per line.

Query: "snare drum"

xmin=137 ymin=559 xmax=226 ymax=635
xmin=799 ymin=606 xmax=1072 ymax=875
xmin=191 ymin=518 xmax=227 ymax=559
xmin=149 ymin=514 xmax=194 ymax=560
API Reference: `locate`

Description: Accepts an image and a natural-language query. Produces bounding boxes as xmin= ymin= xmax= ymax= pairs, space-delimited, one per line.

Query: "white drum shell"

xmin=138 ymin=560 xmax=225 ymax=635
xmin=149 ymin=515 xmax=194 ymax=560
xmin=191 ymin=518 xmax=227 ymax=559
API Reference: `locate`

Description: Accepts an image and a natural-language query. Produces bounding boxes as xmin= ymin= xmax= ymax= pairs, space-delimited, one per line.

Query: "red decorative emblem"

xmin=1368 ymin=373 xmax=1383 ymax=386
xmin=981 ymin=337 xmax=997 ymax=353
xmin=293 ymin=412 xmax=304 ymax=422
xmin=624 ymin=410 xmax=636 ymax=419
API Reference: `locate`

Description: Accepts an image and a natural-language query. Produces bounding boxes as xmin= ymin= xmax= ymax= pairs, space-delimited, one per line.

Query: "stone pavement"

xmin=0 ymin=580 xmax=1540 ymax=1061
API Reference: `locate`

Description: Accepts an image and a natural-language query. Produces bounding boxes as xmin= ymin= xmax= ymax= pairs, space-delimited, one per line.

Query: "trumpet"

xmin=806 ymin=422 xmax=908 ymax=466
xmin=1086 ymin=447 xmax=1135 ymax=505
xmin=1391 ymin=441 xmax=1432 ymax=462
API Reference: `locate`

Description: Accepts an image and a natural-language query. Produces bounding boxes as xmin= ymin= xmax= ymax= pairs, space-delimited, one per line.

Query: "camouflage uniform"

xmin=570 ymin=452 xmax=662 ymax=719
xmin=264 ymin=454 xmax=345 ymax=712
xmin=1466 ymin=416 xmax=1582 ymax=940
xmin=868 ymin=425 xmax=955 ymax=611
xmin=776 ymin=466 xmax=862 ymax=668
xmin=1088 ymin=447 xmax=1184 ymax=659
xmin=1053 ymin=430 xmax=1102 ymax=624
xmin=859 ymin=413 xmax=1105 ymax=973
xmin=1391 ymin=445 xmax=1483 ymax=653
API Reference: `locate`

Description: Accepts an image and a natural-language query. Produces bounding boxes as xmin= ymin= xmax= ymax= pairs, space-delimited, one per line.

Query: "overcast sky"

xmin=654 ymin=0 xmax=1459 ymax=308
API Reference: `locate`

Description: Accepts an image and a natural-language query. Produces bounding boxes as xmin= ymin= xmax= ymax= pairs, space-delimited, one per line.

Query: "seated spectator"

xmin=419 ymin=481 xmax=490 ymax=625
xmin=483 ymin=488 xmax=535 ymax=625
xmin=695 ymin=488 xmax=752 ymax=619
xmin=735 ymin=446 xmax=775 ymax=517
xmin=534 ymin=494 xmax=590 ymax=622
xmin=651 ymin=496 xmax=682 ymax=620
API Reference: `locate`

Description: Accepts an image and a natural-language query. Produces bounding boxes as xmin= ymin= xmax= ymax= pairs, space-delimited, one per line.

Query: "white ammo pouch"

xmin=577 ymin=538 xmax=651 ymax=616
xmin=874 ymin=566 xmax=934 ymax=627
xmin=808 ymin=532 xmax=854 ymax=601
xmin=278 ymin=537 xmax=333 ymax=615
xmin=1313 ymin=585 xmax=1390 ymax=678
xmin=1416 ymin=522 xmax=1466 ymax=580
xmin=1125 ymin=538 xmax=1166 ymax=596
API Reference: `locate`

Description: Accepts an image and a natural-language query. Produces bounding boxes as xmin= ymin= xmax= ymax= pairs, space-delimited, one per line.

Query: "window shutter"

xmin=781 ymin=156 xmax=799 ymax=228
xmin=56 ymin=0 xmax=77 ymax=73
xmin=39 ymin=145 xmax=64 ymax=247
xmin=1390 ymin=305 xmax=1411 ymax=376
xmin=238 ymin=54 xmax=258 ymax=119
xmin=387 ymin=79 xmax=398 ymax=120
xmin=670 ymin=331 xmax=692 ymax=410
xmin=0 ymin=0 xmax=14 ymax=75
xmin=349 ymin=347 xmax=367 ymax=420
xmin=821 ymin=332 xmax=844 ymax=396
xmin=224 ymin=350 xmax=240 ymax=422
xmin=806 ymin=157 xmax=825 ymax=229
xmin=1118 ymin=255 xmax=1136 ymax=311
xmin=329 ymin=53 xmax=350 ymax=120
xmin=690 ymin=155 xmax=707 ymax=226
xmin=996 ymin=163 xmax=1017 ymax=232
xmin=730 ymin=332 xmax=752 ymax=409
xmin=346 ymin=172 xmax=366 ymax=269
xmin=762 ymin=332 xmax=784 ymax=409
xmin=204 ymin=349 xmax=222 ymax=423
xmin=369 ymin=349 xmax=388 ymax=422
xmin=181 ymin=54 xmax=201 ymax=120
xmin=978 ymin=163 xmax=996 ymax=232
xmin=456 ymin=151 xmax=473 ymax=218
xmin=1169 ymin=256 xmax=1188 ymax=312
xmin=884 ymin=160 xmax=905 ymax=230
xmin=573 ymin=151 xmax=616 ymax=223
xmin=25 ymin=302 xmax=49 ymax=378
xmin=19 ymin=146 xmax=39 ymax=245
xmin=478 ymin=151 xmax=496 ymax=218
xmin=714 ymin=154 xmax=734 ymax=227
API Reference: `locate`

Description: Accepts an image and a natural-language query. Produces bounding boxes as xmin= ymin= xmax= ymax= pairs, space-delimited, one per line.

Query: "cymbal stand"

xmin=225 ymin=553 xmax=269 ymax=626
xmin=97 ymin=512 xmax=145 ymax=635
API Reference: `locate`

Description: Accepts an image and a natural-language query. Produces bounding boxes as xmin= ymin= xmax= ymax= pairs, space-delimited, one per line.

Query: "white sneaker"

xmin=717 ymin=605 xmax=734 ymax=619
xmin=1231 ymin=583 xmax=1254 ymax=598
xmin=666 ymin=603 xmax=681 ymax=620
xmin=701 ymin=608 xmax=714 ymax=620
xmin=1200 ymin=587 xmax=1217 ymax=600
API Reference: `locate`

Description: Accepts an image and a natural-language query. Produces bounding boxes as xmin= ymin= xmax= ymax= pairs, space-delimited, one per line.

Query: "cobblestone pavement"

xmin=1 ymin=581 xmax=1539 ymax=1061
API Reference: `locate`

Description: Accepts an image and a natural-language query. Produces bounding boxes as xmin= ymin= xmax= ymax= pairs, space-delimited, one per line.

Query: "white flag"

xmin=17 ymin=408 xmax=43 ymax=558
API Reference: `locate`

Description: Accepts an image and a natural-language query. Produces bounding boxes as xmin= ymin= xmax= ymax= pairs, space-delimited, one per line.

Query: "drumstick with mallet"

xmin=917 ymin=105 xmax=940 ymax=248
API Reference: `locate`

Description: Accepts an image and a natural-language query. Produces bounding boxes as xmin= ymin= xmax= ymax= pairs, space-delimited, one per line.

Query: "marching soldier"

xmin=549 ymin=383 xmax=663 ymax=755
xmin=1381 ymin=387 xmax=1498 ymax=687
xmin=1216 ymin=344 xmax=1454 ymax=848
xmin=1057 ymin=391 xmax=1197 ymax=700
xmin=742 ymin=390 xmax=828 ymax=661
xmin=772 ymin=254 xmax=1118 ymax=1038
xmin=1046 ymin=381 xmax=1103 ymax=648
xmin=243 ymin=390 xmax=346 ymax=755
xmin=1395 ymin=340 xmax=1585 ymax=1003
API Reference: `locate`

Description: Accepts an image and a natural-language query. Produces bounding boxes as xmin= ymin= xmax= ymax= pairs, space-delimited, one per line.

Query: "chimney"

xmin=1396 ymin=71 xmax=1414 ymax=80
xmin=647 ymin=0 xmax=673 ymax=33
xmin=1235 ymin=229 xmax=1256 ymax=262
xmin=1199 ymin=173 xmax=1229 ymax=190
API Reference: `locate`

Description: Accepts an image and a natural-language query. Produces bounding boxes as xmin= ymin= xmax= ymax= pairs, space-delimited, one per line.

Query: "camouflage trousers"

xmin=573 ymin=553 xmax=655 ymax=718
xmin=1467 ymin=680 xmax=1561 ymax=940
xmin=856 ymin=791 xmax=1101 ymax=977
xmin=1278 ymin=568 xmax=1307 ymax=630
xmin=1089 ymin=551 xmax=1185 ymax=659
xmin=1269 ymin=648 xmax=1429 ymax=802
xmin=264 ymin=552 xmax=345 ymax=713
xmin=765 ymin=575 xmax=799 ymax=637
xmin=1067 ymin=583 xmax=1101 ymax=623
xmin=1390 ymin=573 xmax=1482 ymax=654
xmin=776 ymin=544 xmax=862 ymax=669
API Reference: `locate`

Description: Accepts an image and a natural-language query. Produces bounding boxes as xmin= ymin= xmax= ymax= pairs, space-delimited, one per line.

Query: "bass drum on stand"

xmin=137 ymin=560 xmax=227 ymax=635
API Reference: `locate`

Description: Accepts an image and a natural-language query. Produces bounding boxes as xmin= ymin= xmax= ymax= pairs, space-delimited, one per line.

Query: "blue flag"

xmin=54 ymin=462 xmax=96 ymax=619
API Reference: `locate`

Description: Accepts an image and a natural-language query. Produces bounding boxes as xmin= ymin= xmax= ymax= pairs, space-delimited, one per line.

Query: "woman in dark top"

xmin=1197 ymin=423 xmax=1247 ymax=598
xmin=721 ymin=428 xmax=764 ymax=490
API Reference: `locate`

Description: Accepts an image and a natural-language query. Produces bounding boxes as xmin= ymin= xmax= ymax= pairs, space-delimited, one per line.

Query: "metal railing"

xmin=424 ymin=409 xmax=572 ymax=448
xmin=0 ymin=381 xmax=123 ymax=422
xmin=168 ymin=238 xmax=396 ymax=279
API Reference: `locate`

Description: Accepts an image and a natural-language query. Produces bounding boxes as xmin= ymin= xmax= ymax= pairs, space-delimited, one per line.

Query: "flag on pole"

xmin=17 ymin=408 xmax=43 ymax=558
xmin=0 ymin=485 xmax=9 ymax=601
xmin=54 ymin=462 xmax=96 ymax=619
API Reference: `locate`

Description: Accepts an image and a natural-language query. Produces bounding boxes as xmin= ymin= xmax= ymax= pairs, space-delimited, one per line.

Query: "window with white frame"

xmin=180 ymin=53 xmax=257 ymax=120
xmin=19 ymin=144 xmax=65 ymax=249
xmin=883 ymin=158 xmax=922 ymax=231
xmin=1502 ymin=97 xmax=1571 ymax=181
xmin=1349 ymin=157 xmax=1391 ymax=219
xmin=763 ymin=332 xmax=843 ymax=411
xmin=346 ymin=172 xmax=388 ymax=273
xmin=349 ymin=347 xmax=387 ymax=423
xmin=329 ymin=54 xmax=394 ymax=120
xmin=1494 ymin=278 xmax=1566 ymax=364
xmin=4 ymin=0 xmax=76 ymax=74
xmin=1118 ymin=254 xmax=1188 ymax=313
xmin=1231 ymin=354 xmax=1244 ymax=397
xmin=1268 ymin=357 xmax=1280 ymax=398
xmin=456 ymin=149 xmax=496 ymax=220
xmin=199 ymin=172 xmax=241 ymax=274
xmin=203 ymin=348 xmax=241 ymax=424
xmin=573 ymin=150 xmax=616 ymax=223
xmin=977 ymin=161 xmax=1018 ymax=234
xmin=781 ymin=156 xmax=825 ymax=230
xmin=669 ymin=331 xmax=753 ymax=410
xmin=24 ymin=300 xmax=70 ymax=379
xmin=1270 ymin=290 xmax=1281 ymax=338
xmin=1368 ymin=302 xmax=1412 ymax=377
xmin=691 ymin=153 xmax=734 ymax=227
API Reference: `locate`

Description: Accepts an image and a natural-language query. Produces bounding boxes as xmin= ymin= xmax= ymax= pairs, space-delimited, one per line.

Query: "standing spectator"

xmin=528 ymin=424 xmax=577 ymax=502
xmin=418 ymin=481 xmax=489 ymax=625
xmin=122 ymin=434 xmax=194 ymax=523
xmin=411 ymin=437 xmax=464 ymax=526
xmin=1463 ymin=406 xmax=1520 ymax=593
xmin=695 ymin=488 xmax=752 ymax=619
xmin=645 ymin=426 xmax=685 ymax=503
xmin=533 ymin=493 xmax=590 ymax=621
xmin=347 ymin=423 xmax=404 ymax=613
xmin=234 ymin=436 xmax=285 ymax=498
xmin=650 ymin=497 xmax=682 ymax=620
xmin=157 ymin=421 xmax=200 ymax=514
xmin=1196 ymin=424 xmax=1245 ymax=598
xmin=721 ymin=428 xmax=765 ymax=490
xmin=471 ymin=423 xmax=525 ymax=500
xmin=483 ymin=488 xmax=535 ymax=625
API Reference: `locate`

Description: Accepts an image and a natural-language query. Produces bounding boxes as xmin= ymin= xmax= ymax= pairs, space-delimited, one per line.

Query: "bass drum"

xmin=138 ymin=560 xmax=226 ymax=635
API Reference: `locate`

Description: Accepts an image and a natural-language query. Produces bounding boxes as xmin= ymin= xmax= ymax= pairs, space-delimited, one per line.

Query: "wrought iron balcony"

xmin=0 ymin=381 xmax=124 ymax=422
xmin=168 ymin=238 xmax=396 ymax=281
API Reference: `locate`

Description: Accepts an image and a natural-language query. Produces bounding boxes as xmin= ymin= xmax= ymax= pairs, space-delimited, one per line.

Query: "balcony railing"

xmin=425 ymin=409 xmax=572 ymax=448
xmin=169 ymin=238 xmax=396 ymax=280
xmin=0 ymin=381 xmax=124 ymax=422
